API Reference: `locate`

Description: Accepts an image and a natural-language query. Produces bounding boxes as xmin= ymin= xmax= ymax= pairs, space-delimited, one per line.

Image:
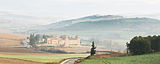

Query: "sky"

xmin=0 ymin=0 xmax=160 ymax=20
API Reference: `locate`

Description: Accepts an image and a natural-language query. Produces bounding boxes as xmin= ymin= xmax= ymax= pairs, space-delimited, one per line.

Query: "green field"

xmin=79 ymin=53 xmax=160 ymax=64
xmin=0 ymin=54 xmax=89 ymax=63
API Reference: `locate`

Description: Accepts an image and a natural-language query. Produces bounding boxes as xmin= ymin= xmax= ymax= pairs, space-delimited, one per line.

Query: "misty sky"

xmin=0 ymin=0 xmax=160 ymax=20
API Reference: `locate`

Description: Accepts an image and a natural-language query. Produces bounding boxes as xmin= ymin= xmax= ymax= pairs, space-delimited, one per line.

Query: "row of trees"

xmin=29 ymin=34 xmax=49 ymax=47
xmin=29 ymin=34 xmax=36 ymax=47
xmin=127 ymin=35 xmax=160 ymax=55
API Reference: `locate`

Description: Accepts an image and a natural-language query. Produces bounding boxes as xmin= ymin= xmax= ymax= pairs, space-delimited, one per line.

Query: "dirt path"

xmin=60 ymin=58 xmax=83 ymax=64
xmin=0 ymin=58 xmax=44 ymax=64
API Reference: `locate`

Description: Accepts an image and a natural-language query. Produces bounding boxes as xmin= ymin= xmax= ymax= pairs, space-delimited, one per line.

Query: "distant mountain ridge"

xmin=79 ymin=15 xmax=123 ymax=19
xmin=40 ymin=15 xmax=124 ymax=30
xmin=31 ymin=15 xmax=160 ymax=41
xmin=39 ymin=15 xmax=160 ymax=31
xmin=57 ymin=17 xmax=160 ymax=31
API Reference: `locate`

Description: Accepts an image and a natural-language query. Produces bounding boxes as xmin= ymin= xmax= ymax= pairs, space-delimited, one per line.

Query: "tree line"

xmin=127 ymin=35 xmax=160 ymax=55
xmin=29 ymin=34 xmax=49 ymax=47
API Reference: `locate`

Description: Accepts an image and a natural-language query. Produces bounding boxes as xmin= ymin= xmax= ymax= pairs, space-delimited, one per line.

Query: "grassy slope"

xmin=79 ymin=53 xmax=160 ymax=64
xmin=0 ymin=54 xmax=89 ymax=63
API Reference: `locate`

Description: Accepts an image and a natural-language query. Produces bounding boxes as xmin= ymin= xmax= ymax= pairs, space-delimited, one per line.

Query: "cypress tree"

xmin=90 ymin=41 xmax=96 ymax=56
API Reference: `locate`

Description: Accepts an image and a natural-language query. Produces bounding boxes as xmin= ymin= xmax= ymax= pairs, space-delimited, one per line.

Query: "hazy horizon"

xmin=0 ymin=0 xmax=160 ymax=22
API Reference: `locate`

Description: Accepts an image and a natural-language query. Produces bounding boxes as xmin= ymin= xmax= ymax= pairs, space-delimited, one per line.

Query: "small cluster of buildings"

xmin=37 ymin=34 xmax=81 ymax=47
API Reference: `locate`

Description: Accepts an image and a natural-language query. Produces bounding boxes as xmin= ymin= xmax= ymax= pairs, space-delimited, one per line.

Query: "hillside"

xmin=39 ymin=15 xmax=124 ymax=30
xmin=37 ymin=15 xmax=160 ymax=39
xmin=0 ymin=33 xmax=27 ymax=47
xmin=33 ymin=15 xmax=160 ymax=41
xmin=78 ymin=52 xmax=160 ymax=64
xmin=56 ymin=18 xmax=160 ymax=31
xmin=0 ymin=33 xmax=51 ymax=55
xmin=55 ymin=18 xmax=160 ymax=39
xmin=29 ymin=15 xmax=160 ymax=50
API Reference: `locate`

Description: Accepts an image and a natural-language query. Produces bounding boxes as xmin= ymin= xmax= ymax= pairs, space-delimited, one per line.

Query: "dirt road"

xmin=60 ymin=58 xmax=82 ymax=64
xmin=0 ymin=58 xmax=43 ymax=64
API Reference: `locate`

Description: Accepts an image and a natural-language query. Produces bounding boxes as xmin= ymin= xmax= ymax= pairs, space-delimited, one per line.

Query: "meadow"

xmin=0 ymin=54 xmax=89 ymax=63
xmin=78 ymin=52 xmax=160 ymax=64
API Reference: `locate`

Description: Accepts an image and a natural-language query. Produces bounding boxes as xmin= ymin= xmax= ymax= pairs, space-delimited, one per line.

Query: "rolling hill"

xmin=34 ymin=15 xmax=160 ymax=40
xmin=28 ymin=15 xmax=160 ymax=50
xmin=40 ymin=15 xmax=124 ymax=30
xmin=0 ymin=33 xmax=47 ymax=54
xmin=25 ymin=15 xmax=160 ymax=50
xmin=0 ymin=33 xmax=27 ymax=47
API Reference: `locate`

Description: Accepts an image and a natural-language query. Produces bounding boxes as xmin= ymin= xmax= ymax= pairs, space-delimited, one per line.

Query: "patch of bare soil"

xmin=0 ymin=47 xmax=39 ymax=53
xmin=0 ymin=33 xmax=27 ymax=47
xmin=93 ymin=53 xmax=125 ymax=58
xmin=0 ymin=33 xmax=27 ymax=40
xmin=0 ymin=58 xmax=43 ymax=64
xmin=0 ymin=47 xmax=59 ymax=55
xmin=51 ymin=46 xmax=90 ymax=53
